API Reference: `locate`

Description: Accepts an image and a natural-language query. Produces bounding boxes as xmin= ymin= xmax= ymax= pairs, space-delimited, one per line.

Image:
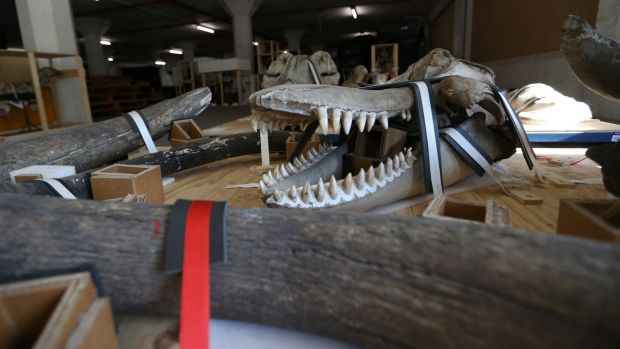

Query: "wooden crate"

xmin=557 ymin=198 xmax=620 ymax=243
xmin=90 ymin=164 xmax=164 ymax=203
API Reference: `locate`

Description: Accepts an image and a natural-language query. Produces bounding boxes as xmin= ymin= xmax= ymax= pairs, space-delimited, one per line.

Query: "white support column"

xmin=452 ymin=0 xmax=474 ymax=59
xmin=74 ymin=17 xmax=110 ymax=76
xmin=15 ymin=0 xmax=88 ymax=125
xmin=220 ymin=0 xmax=262 ymax=73
xmin=284 ymin=29 xmax=304 ymax=54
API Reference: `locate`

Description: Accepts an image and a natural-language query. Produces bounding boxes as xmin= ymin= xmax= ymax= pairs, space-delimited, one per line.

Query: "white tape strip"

xmin=307 ymin=61 xmax=321 ymax=85
xmin=127 ymin=111 xmax=157 ymax=154
xmin=441 ymin=128 xmax=493 ymax=171
xmin=414 ymin=81 xmax=443 ymax=196
xmin=37 ymin=179 xmax=77 ymax=199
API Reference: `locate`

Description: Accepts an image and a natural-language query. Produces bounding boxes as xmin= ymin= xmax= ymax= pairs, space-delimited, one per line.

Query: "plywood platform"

xmin=164 ymin=143 xmax=609 ymax=234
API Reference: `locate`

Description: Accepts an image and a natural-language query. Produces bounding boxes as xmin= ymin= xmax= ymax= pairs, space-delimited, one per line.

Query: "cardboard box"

xmin=169 ymin=119 xmax=208 ymax=147
xmin=285 ymin=133 xmax=320 ymax=160
xmin=557 ymin=198 xmax=620 ymax=243
xmin=90 ymin=164 xmax=164 ymax=203
xmin=0 ymin=272 xmax=118 ymax=349
xmin=422 ymin=196 xmax=511 ymax=227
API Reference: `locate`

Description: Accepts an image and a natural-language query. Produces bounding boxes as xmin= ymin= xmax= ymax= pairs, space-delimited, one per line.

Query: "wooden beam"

xmin=0 ymin=193 xmax=619 ymax=348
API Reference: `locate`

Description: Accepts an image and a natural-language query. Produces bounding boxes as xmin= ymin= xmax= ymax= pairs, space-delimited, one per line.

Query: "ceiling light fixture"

xmin=252 ymin=41 xmax=259 ymax=46
xmin=196 ymin=25 xmax=215 ymax=33
xmin=155 ymin=60 xmax=166 ymax=66
xmin=351 ymin=7 xmax=358 ymax=19
xmin=107 ymin=57 xmax=114 ymax=62
xmin=100 ymin=40 xmax=111 ymax=46
xmin=168 ymin=48 xmax=183 ymax=55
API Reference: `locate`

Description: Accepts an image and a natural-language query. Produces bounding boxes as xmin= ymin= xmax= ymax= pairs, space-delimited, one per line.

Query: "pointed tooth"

xmin=330 ymin=109 xmax=342 ymax=134
xmin=260 ymin=121 xmax=268 ymax=133
xmin=262 ymin=173 xmax=274 ymax=185
xmin=287 ymin=162 xmax=297 ymax=173
xmin=300 ymin=154 xmax=308 ymax=164
xmin=366 ymin=112 xmax=376 ymax=132
xmin=367 ymin=165 xmax=376 ymax=184
xmin=268 ymin=170 xmax=276 ymax=182
xmin=379 ymin=112 xmax=388 ymax=129
xmin=329 ymin=175 xmax=339 ymax=198
xmin=316 ymin=178 xmax=326 ymax=202
xmin=317 ymin=107 xmax=329 ymax=135
xmin=252 ymin=119 xmax=259 ymax=132
xmin=267 ymin=120 xmax=274 ymax=131
xmin=274 ymin=189 xmax=285 ymax=202
xmin=280 ymin=164 xmax=289 ymax=177
xmin=356 ymin=168 xmax=365 ymax=189
xmin=356 ymin=112 xmax=367 ymax=133
xmin=259 ymin=180 xmax=269 ymax=193
xmin=343 ymin=173 xmax=353 ymax=193
xmin=301 ymin=181 xmax=313 ymax=203
xmin=406 ymin=148 xmax=414 ymax=161
xmin=399 ymin=152 xmax=407 ymax=168
xmin=405 ymin=110 xmax=412 ymax=121
xmin=343 ymin=111 xmax=353 ymax=135
xmin=289 ymin=185 xmax=299 ymax=200
xmin=393 ymin=154 xmax=400 ymax=170
xmin=294 ymin=157 xmax=303 ymax=168
xmin=386 ymin=158 xmax=393 ymax=176
xmin=400 ymin=110 xmax=407 ymax=120
xmin=377 ymin=163 xmax=386 ymax=180
xmin=310 ymin=147 xmax=319 ymax=158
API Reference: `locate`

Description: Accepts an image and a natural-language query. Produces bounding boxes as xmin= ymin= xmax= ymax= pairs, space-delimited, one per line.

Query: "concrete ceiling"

xmin=3 ymin=0 xmax=439 ymax=64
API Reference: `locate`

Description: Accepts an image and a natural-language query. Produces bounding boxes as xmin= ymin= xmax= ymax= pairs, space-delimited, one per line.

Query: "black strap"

xmin=287 ymin=120 xmax=319 ymax=162
xmin=164 ymin=200 xmax=228 ymax=274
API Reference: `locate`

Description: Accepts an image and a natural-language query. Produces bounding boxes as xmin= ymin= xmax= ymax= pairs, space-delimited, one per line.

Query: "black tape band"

xmin=164 ymin=199 xmax=228 ymax=274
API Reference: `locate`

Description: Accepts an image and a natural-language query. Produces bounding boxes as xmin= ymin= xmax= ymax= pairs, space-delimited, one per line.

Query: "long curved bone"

xmin=561 ymin=15 xmax=620 ymax=104
xmin=0 ymin=88 xmax=212 ymax=183
xmin=1 ymin=193 xmax=619 ymax=348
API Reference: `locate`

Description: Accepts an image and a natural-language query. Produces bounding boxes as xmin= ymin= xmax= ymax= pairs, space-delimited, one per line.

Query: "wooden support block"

xmin=544 ymin=172 xmax=576 ymax=188
xmin=547 ymin=159 xmax=567 ymax=167
xmin=285 ymin=133 xmax=320 ymax=160
xmin=557 ymin=198 xmax=620 ymax=243
xmin=506 ymin=188 xmax=543 ymax=205
xmin=90 ymin=164 xmax=164 ymax=204
xmin=14 ymin=173 xmax=43 ymax=183
xmin=0 ymin=273 xmax=98 ymax=349
xmin=422 ymin=195 xmax=511 ymax=227
xmin=169 ymin=119 xmax=208 ymax=147
xmin=64 ymin=298 xmax=119 ymax=349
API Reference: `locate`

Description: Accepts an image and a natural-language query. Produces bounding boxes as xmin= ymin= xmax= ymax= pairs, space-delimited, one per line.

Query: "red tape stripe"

xmin=180 ymin=201 xmax=212 ymax=349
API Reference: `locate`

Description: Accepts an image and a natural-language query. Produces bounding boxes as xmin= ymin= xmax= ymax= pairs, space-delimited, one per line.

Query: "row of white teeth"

xmin=251 ymin=107 xmax=413 ymax=134
xmin=313 ymin=106 xmax=413 ymax=135
xmin=252 ymin=118 xmax=311 ymax=132
xmin=259 ymin=142 xmax=333 ymax=192
xmin=264 ymin=148 xmax=415 ymax=208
